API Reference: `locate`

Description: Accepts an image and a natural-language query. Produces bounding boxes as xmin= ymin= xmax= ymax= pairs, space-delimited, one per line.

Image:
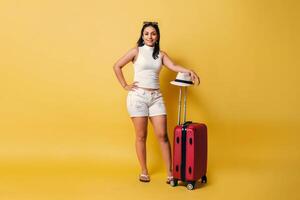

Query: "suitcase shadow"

xmin=194 ymin=181 xmax=209 ymax=190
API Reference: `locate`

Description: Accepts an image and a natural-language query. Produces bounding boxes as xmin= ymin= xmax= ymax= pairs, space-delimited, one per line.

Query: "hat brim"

xmin=170 ymin=81 xmax=193 ymax=87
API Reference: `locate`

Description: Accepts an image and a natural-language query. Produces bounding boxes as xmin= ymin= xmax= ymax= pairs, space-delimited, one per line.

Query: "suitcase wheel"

xmin=170 ymin=179 xmax=178 ymax=187
xmin=201 ymin=175 xmax=207 ymax=183
xmin=187 ymin=182 xmax=195 ymax=190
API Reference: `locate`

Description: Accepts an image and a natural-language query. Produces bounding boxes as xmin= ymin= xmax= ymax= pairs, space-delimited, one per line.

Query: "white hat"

xmin=170 ymin=72 xmax=194 ymax=87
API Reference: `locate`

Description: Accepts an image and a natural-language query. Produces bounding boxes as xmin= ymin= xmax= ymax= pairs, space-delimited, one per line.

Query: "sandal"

xmin=166 ymin=176 xmax=174 ymax=184
xmin=139 ymin=174 xmax=150 ymax=182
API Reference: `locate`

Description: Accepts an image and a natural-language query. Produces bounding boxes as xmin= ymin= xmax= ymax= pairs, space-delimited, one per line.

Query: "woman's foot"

xmin=139 ymin=174 xmax=150 ymax=182
xmin=166 ymin=176 xmax=174 ymax=184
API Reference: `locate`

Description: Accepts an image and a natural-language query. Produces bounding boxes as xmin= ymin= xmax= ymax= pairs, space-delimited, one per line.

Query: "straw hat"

xmin=170 ymin=72 xmax=194 ymax=87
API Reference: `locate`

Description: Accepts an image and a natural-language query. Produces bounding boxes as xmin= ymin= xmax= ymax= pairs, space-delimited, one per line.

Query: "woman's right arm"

xmin=113 ymin=47 xmax=138 ymax=91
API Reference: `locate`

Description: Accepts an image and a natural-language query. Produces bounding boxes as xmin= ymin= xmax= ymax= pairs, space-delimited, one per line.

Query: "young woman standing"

xmin=113 ymin=22 xmax=200 ymax=183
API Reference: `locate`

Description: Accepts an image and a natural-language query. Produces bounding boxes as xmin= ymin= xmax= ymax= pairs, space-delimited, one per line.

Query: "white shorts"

xmin=127 ymin=88 xmax=167 ymax=117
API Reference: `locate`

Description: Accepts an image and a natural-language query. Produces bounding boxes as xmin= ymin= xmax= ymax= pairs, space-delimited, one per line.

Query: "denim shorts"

xmin=127 ymin=88 xmax=167 ymax=117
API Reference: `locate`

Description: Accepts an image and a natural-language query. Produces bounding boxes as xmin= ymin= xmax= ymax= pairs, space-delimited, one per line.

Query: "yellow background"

xmin=0 ymin=0 xmax=299 ymax=199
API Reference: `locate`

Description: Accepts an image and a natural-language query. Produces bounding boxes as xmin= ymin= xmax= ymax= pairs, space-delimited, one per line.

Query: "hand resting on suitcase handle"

xmin=189 ymin=70 xmax=200 ymax=86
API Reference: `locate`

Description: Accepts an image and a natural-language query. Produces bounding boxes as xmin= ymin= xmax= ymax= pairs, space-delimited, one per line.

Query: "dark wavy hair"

xmin=137 ymin=22 xmax=160 ymax=60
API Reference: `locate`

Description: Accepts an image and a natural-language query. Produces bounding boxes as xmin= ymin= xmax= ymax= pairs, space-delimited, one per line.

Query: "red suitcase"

xmin=170 ymin=87 xmax=208 ymax=190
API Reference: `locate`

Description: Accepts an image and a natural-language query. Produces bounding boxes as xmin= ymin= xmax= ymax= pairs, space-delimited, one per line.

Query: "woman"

xmin=113 ymin=21 xmax=200 ymax=183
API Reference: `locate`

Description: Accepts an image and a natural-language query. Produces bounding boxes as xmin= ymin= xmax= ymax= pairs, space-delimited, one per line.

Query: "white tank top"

xmin=133 ymin=45 xmax=162 ymax=89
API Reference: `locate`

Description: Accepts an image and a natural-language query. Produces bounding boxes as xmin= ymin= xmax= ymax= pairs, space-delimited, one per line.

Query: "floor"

xmin=1 ymin=156 xmax=299 ymax=200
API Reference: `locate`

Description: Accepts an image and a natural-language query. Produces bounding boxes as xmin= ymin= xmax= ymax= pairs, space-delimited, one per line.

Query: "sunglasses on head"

xmin=143 ymin=21 xmax=158 ymax=26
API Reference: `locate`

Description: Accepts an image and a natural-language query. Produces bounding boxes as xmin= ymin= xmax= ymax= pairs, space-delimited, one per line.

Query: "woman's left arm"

xmin=161 ymin=51 xmax=200 ymax=85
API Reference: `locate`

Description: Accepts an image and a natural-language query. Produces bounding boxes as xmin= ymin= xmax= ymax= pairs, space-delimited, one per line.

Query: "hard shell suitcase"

xmin=170 ymin=87 xmax=208 ymax=190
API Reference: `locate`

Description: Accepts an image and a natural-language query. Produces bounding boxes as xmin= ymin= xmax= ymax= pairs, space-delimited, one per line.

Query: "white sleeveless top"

xmin=133 ymin=45 xmax=162 ymax=89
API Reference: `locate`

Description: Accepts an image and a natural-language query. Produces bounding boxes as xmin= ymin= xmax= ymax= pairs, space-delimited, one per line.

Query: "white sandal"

xmin=166 ymin=176 xmax=174 ymax=184
xmin=139 ymin=174 xmax=150 ymax=182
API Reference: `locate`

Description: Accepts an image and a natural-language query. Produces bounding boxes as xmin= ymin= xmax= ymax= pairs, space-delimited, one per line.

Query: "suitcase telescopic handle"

xmin=177 ymin=87 xmax=188 ymax=125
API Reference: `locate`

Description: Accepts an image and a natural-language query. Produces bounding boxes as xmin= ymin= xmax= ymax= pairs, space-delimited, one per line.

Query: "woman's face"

xmin=142 ymin=26 xmax=158 ymax=47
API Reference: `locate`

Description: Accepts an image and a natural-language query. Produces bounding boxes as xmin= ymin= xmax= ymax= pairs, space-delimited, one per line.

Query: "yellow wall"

xmin=0 ymin=0 xmax=299 ymax=199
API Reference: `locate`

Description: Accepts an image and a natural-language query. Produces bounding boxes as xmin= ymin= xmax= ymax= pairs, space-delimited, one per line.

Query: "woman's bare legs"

xmin=131 ymin=117 xmax=149 ymax=176
xmin=149 ymin=115 xmax=172 ymax=177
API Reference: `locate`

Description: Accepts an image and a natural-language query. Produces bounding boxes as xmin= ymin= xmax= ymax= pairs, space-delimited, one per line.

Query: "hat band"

xmin=175 ymin=79 xmax=193 ymax=84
